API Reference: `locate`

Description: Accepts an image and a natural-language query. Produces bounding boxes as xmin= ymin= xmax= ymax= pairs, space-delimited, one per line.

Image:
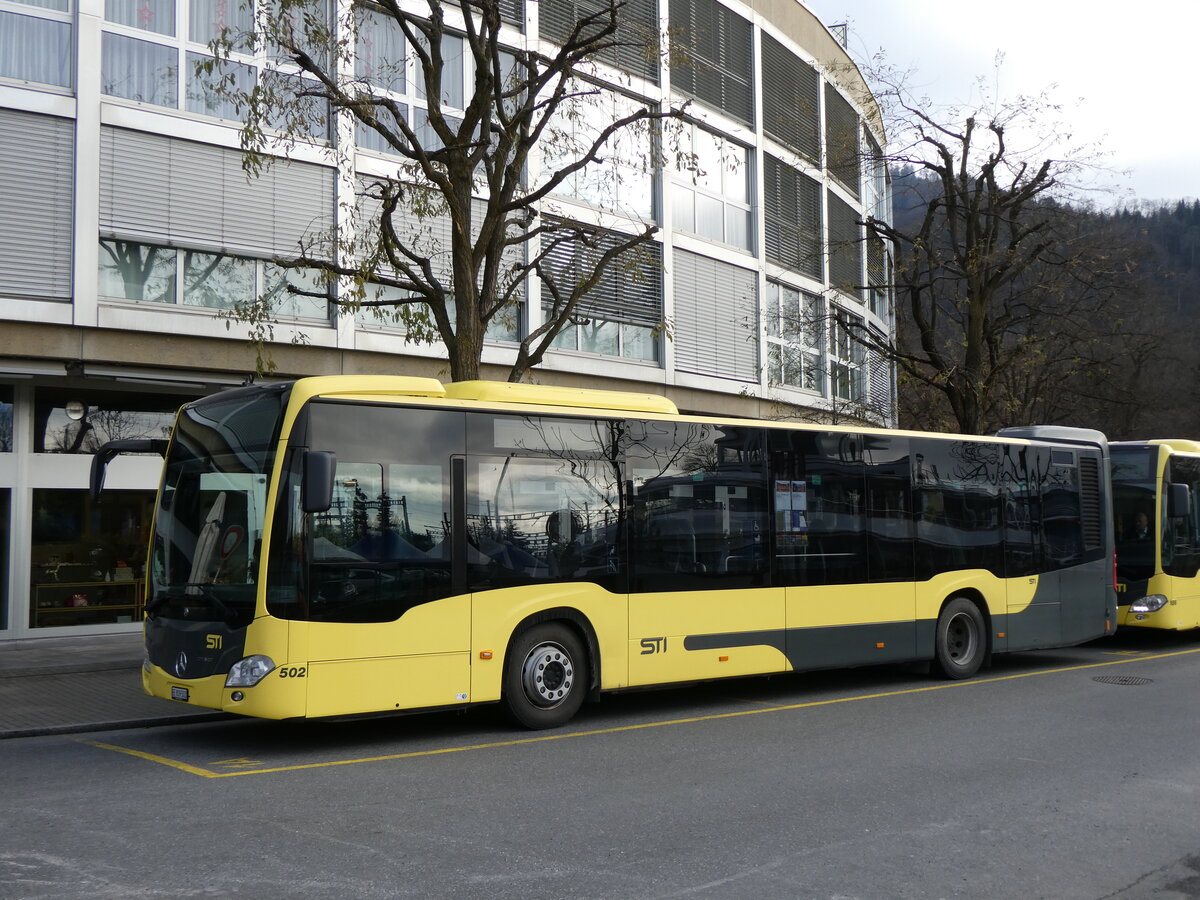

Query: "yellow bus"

xmin=1109 ymin=439 xmax=1200 ymax=629
xmin=92 ymin=377 xmax=1117 ymax=728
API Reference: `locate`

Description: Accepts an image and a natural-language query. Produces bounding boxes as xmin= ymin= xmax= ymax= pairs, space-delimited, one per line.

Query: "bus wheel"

xmin=504 ymin=623 xmax=588 ymax=729
xmin=933 ymin=597 xmax=986 ymax=679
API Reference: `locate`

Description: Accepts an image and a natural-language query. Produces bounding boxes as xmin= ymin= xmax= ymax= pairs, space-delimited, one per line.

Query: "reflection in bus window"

xmin=628 ymin=420 xmax=767 ymax=592
xmin=770 ymin=430 xmax=865 ymax=586
xmin=1165 ymin=456 xmax=1200 ymax=578
xmin=467 ymin=413 xmax=624 ymax=592
xmin=272 ymin=402 xmax=462 ymax=623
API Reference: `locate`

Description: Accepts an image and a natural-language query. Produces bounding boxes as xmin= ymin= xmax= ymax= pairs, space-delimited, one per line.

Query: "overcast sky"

xmin=800 ymin=0 xmax=1200 ymax=205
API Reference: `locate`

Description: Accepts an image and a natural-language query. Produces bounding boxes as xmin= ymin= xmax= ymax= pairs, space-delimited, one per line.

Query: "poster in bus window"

xmin=774 ymin=480 xmax=808 ymax=533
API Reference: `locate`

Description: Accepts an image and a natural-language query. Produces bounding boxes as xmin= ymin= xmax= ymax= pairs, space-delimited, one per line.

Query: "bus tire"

xmin=503 ymin=623 xmax=589 ymax=730
xmin=933 ymin=597 xmax=986 ymax=679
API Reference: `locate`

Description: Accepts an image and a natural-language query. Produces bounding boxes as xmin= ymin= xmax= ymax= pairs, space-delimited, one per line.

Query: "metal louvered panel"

xmin=867 ymin=234 xmax=886 ymax=286
xmin=868 ymin=328 xmax=891 ymax=416
xmin=824 ymin=83 xmax=860 ymax=198
xmin=764 ymin=155 xmax=822 ymax=281
xmin=540 ymin=225 xmax=661 ymax=327
xmin=668 ymin=0 xmax=753 ymax=125
xmin=540 ymin=0 xmax=659 ymax=83
xmin=499 ymin=0 xmax=524 ymax=28
xmin=1079 ymin=455 xmax=1103 ymax=550
xmin=827 ymin=191 xmax=862 ymax=298
xmin=100 ymin=127 xmax=334 ymax=258
xmin=355 ymin=179 xmax=455 ymax=285
xmin=0 ymin=109 xmax=74 ymax=300
xmin=673 ymin=249 xmax=758 ymax=381
xmin=761 ymin=34 xmax=819 ymax=165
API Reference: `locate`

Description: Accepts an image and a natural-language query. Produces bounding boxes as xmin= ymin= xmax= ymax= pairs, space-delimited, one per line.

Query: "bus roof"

xmin=271 ymin=376 xmax=1104 ymax=450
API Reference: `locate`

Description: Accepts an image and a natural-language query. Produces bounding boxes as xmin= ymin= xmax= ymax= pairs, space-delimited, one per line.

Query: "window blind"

xmin=99 ymin=127 xmax=334 ymax=259
xmin=0 ymin=109 xmax=73 ymax=300
xmin=673 ymin=248 xmax=758 ymax=381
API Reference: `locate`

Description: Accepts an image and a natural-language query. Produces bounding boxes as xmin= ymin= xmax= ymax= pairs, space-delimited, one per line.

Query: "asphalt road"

xmin=3 ymin=629 xmax=1199 ymax=899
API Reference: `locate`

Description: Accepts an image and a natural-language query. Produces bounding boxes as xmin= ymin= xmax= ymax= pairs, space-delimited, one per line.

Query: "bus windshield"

xmin=148 ymin=384 xmax=290 ymax=625
xmin=1111 ymin=445 xmax=1158 ymax=581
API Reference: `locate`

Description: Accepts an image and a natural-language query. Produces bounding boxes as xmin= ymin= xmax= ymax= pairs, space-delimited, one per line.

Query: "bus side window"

xmin=770 ymin=430 xmax=865 ymax=587
xmin=1166 ymin=459 xmax=1200 ymax=578
xmin=629 ymin=420 xmax=768 ymax=592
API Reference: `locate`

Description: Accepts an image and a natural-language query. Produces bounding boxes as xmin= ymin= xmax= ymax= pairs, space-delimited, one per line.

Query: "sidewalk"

xmin=0 ymin=632 xmax=226 ymax=739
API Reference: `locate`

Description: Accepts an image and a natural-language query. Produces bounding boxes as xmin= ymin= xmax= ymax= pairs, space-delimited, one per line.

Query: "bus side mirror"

xmin=1168 ymin=482 xmax=1191 ymax=519
xmin=302 ymin=450 xmax=337 ymax=513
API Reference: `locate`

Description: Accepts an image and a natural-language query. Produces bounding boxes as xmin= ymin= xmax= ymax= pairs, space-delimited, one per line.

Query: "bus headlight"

xmin=1130 ymin=595 xmax=1168 ymax=613
xmin=225 ymin=655 xmax=276 ymax=688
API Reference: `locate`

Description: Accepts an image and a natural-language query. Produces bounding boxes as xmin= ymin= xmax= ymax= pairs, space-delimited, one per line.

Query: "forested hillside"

xmin=887 ymin=165 xmax=1200 ymax=439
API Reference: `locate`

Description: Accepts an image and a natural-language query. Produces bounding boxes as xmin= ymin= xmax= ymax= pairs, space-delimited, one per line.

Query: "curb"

xmin=1 ymin=711 xmax=230 ymax=740
xmin=0 ymin=662 xmax=142 ymax=679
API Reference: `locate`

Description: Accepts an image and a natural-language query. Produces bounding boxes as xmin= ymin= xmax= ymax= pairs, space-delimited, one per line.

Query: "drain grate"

xmin=1093 ymin=675 xmax=1154 ymax=686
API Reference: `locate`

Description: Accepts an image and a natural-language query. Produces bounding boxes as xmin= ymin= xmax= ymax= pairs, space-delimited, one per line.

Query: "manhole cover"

xmin=1092 ymin=675 xmax=1154 ymax=686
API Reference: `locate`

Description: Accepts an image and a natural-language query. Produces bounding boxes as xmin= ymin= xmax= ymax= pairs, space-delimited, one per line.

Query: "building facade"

xmin=0 ymin=0 xmax=892 ymax=639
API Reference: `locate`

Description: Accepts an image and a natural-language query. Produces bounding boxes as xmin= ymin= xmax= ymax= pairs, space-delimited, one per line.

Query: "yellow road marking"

xmin=83 ymin=646 xmax=1200 ymax=779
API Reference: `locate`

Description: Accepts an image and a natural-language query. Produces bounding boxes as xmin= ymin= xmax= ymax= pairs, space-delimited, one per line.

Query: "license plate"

xmin=170 ymin=686 xmax=189 ymax=702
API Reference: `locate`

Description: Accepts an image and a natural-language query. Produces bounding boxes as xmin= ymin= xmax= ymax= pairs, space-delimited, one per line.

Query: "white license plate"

xmin=170 ymin=686 xmax=189 ymax=702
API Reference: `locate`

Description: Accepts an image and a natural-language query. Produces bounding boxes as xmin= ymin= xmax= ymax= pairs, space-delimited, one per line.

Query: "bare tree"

xmin=203 ymin=0 xmax=688 ymax=382
xmin=835 ymin=60 xmax=1164 ymax=434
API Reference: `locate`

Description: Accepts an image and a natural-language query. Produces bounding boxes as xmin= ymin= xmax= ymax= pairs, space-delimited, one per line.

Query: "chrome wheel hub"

xmin=521 ymin=641 xmax=575 ymax=708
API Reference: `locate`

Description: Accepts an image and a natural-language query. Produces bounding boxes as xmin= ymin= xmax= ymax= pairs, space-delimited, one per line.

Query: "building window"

xmin=0 ymin=488 xmax=8 ymax=630
xmin=1 ymin=1 xmax=73 ymax=88
xmin=671 ymin=122 xmax=752 ymax=251
xmin=182 ymin=250 xmax=255 ymax=309
xmin=358 ymin=290 xmax=521 ymax=343
xmin=33 ymin=386 xmax=197 ymax=454
xmin=105 ymin=0 xmax=175 ymax=36
xmin=830 ymin=307 xmax=864 ymax=402
xmin=764 ymin=155 xmax=822 ymax=281
xmin=353 ymin=16 xmax=467 ymax=157
xmin=669 ymin=0 xmax=754 ymax=126
xmin=0 ymin=385 xmax=11 ymax=452
xmin=761 ymin=33 xmax=819 ymax=165
xmin=863 ymin=128 xmax=888 ymax=223
xmin=29 ymin=489 xmax=155 ymax=628
xmin=102 ymin=31 xmax=179 ymax=107
xmin=540 ymin=226 xmax=663 ymax=363
xmin=99 ymin=0 xmax=331 ymax=137
xmin=99 ymin=239 xmax=329 ymax=319
xmin=766 ymin=281 xmax=824 ymax=393
xmin=544 ymin=83 xmax=657 ymax=220
xmin=867 ymin=234 xmax=890 ymax=321
xmin=548 ymin=315 xmax=658 ymax=362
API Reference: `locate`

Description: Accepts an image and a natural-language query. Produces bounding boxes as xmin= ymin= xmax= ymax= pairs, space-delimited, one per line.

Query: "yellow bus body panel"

xmin=628 ymin=587 xmax=786 ymax=685
xmin=787 ymin=581 xmax=917 ymax=629
xmin=297 ymin=594 xmax=472 ymax=717
xmin=304 ymin=653 xmax=471 ymax=718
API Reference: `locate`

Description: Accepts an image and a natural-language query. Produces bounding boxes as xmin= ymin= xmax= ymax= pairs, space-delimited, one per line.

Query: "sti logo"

xmin=206 ymin=634 xmax=223 ymax=650
xmin=640 ymin=636 xmax=668 ymax=655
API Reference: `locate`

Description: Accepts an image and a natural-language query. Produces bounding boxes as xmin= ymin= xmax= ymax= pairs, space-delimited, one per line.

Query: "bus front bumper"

xmin=143 ymin=661 xmax=307 ymax=719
